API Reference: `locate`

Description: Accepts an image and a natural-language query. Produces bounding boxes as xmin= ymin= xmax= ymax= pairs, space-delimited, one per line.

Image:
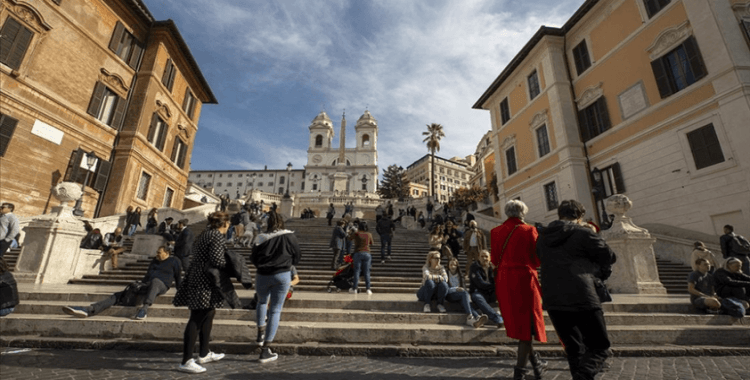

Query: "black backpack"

xmin=231 ymin=212 xmax=242 ymax=226
xmin=731 ymin=235 xmax=750 ymax=256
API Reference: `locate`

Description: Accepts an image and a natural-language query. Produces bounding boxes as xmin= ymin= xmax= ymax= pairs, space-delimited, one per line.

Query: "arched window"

xmin=315 ymin=135 xmax=323 ymax=147
xmin=362 ymin=134 xmax=370 ymax=147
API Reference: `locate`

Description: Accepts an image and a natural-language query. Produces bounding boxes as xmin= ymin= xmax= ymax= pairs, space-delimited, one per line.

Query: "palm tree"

xmin=422 ymin=123 xmax=445 ymax=199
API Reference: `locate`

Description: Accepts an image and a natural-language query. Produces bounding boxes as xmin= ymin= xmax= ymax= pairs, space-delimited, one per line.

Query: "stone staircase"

xmin=2 ymin=217 xmax=749 ymax=357
xmin=655 ymin=257 xmax=693 ymax=294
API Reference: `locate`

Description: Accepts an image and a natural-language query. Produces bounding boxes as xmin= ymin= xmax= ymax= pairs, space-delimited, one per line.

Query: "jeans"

xmin=127 ymin=224 xmax=137 ymax=236
xmin=416 ymin=279 xmax=448 ymax=304
xmin=352 ymin=251 xmax=372 ymax=290
xmin=547 ymin=309 xmax=611 ymax=380
xmin=226 ymin=225 xmax=235 ymax=240
xmin=256 ymin=270 xmax=292 ymax=342
xmin=471 ymin=291 xmax=503 ymax=324
xmin=87 ymin=279 xmax=168 ymax=315
xmin=446 ymin=288 xmax=478 ymax=318
xmin=379 ymin=234 xmax=392 ymax=261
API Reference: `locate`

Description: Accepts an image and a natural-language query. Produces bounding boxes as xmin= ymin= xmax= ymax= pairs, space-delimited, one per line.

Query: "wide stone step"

xmin=3 ymin=314 xmax=747 ymax=346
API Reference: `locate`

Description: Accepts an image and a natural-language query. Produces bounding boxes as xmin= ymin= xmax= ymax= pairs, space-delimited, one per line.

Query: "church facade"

xmin=304 ymin=110 xmax=379 ymax=194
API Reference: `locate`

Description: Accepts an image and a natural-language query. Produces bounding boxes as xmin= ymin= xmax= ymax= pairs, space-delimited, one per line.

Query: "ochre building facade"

xmin=474 ymin=0 xmax=750 ymax=236
xmin=0 ymin=0 xmax=216 ymax=218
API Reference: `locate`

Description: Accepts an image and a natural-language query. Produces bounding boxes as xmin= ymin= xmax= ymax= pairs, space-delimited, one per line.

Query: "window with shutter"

xmin=64 ymin=149 xmax=98 ymax=187
xmin=600 ymin=163 xmax=625 ymax=197
xmin=650 ymin=36 xmax=707 ymax=99
xmin=162 ymin=59 xmax=176 ymax=91
xmin=0 ymin=114 xmax=19 ymax=157
xmin=505 ymin=146 xmax=517 ymax=176
xmin=87 ymin=82 xmax=124 ymax=128
xmin=147 ymin=113 xmax=168 ymax=151
xmin=536 ymin=124 xmax=551 ymax=157
xmin=163 ymin=188 xmax=174 ymax=207
xmin=137 ymin=172 xmax=152 ymax=200
xmin=0 ymin=17 xmax=34 ymax=70
xmin=572 ymin=40 xmax=591 ymax=75
xmin=578 ymin=97 xmax=611 ymax=142
xmin=171 ymin=138 xmax=187 ymax=169
xmin=544 ymin=182 xmax=558 ymax=211
xmin=643 ymin=0 xmax=671 ymax=19
xmin=93 ymin=159 xmax=111 ymax=192
xmin=499 ymin=98 xmax=510 ymax=125
xmin=686 ymin=124 xmax=725 ymax=170
xmin=528 ymin=71 xmax=540 ymax=100
xmin=182 ymin=89 xmax=196 ymax=119
xmin=108 ymin=21 xmax=142 ymax=69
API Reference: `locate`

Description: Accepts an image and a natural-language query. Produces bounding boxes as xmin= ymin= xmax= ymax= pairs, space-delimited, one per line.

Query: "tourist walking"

xmin=348 ymin=221 xmax=373 ymax=294
xmin=376 ymin=215 xmax=395 ymax=264
xmin=537 ymin=200 xmax=616 ymax=380
xmin=0 ymin=203 xmax=19 ymax=258
xmin=146 ymin=208 xmax=159 ymax=234
xmin=251 ymin=210 xmax=302 ymax=363
xmin=326 ymin=203 xmax=335 ymax=226
xmin=330 ymin=220 xmax=347 ymax=269
xmin=417 ymin=251 xmax=449 ymax=313
xmin=491 ymin=200 xmax=547 ymax=379
xmin=463 ymin=220 xmax=485 ymax=275
xmin=173 ymin=212 xmax=231 ymax=373
xmin=125 ymin=206 xmax=141 ymax=237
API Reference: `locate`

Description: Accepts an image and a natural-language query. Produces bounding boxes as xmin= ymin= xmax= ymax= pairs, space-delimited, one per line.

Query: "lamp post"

xmin=73 ymin=150 xmax=98 ymax=217
xmin=284 ymin=162 xmax=292 ymax=198
xmin=591 ymin=167 xmax=610 ymax=229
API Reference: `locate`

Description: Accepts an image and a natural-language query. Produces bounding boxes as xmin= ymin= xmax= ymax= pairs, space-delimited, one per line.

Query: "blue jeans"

xmin=417 ymin=279 xmax=448 ymax=304
xmin=256 ymin=271 xmax=292 ymax=342
xmin=352 ymin=251 xmax=372 ymax=290
xmin=471 ymin=291 xmax=503 ymax=324
xmin=127 ymin=224 xmax=137 ymax=236
xmin=226 ymin=225 xmax=235 ymax=240
xmin=446 ymin=288 xmax=478 ymax=318
xmin=379 ymin=234 xmax=392 ymax=261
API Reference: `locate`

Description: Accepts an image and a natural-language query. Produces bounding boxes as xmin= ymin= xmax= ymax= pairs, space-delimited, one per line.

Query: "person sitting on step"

xmin=63 ymin=245 xmax=182 ymax=320
xmin=714 ymin=257 xmax=750 ymax=304
xmin=101 ymin=227 xmax=125 ymax=269
xmin=416 ymin=251 xmax=448 ymax=313
xmin=687 ymin=258 xmax=722 ymax=314
xmin=445 ymin=257 xmax=487 ymax=327
xmin=469 ymin=250 xmax=504 ymax=327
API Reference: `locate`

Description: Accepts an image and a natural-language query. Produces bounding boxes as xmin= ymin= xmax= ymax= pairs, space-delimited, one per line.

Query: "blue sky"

xmin=142 ymin=0 xmax=585 ymax=173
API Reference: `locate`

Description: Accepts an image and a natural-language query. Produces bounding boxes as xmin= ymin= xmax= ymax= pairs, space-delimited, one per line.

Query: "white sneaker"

xmin=178 ymin=359 xmax=206 ymax=374
xmin=349 ymin=289 xmax=357 ymax=294
xmin=197 ymin=351 xmax=225 ymax=364
xmin=436 ymin=304 xmax=447 ymax=313
xmin=423 ymin=303 xmax=431 ymax=313
xmin=466 ymin=315 xmax=477 ymax=327
xmin=473 ymin=315 xmax=488 ymax=328
xmin=366 ymin=289 xmax=372 ymax=295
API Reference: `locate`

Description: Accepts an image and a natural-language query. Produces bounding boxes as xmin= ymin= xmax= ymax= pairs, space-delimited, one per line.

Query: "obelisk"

xmin=332 ymin=111 xmax=349 ymax=193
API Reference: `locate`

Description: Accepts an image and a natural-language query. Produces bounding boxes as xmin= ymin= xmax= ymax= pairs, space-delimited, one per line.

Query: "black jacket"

xmin=0 ymin=271 xmax=19 ymax=310
xmin=376 ymin=218 xmax=395 ymax=237
xmin=251 ymin=230 xmax=301 ymax=276
xmin=537 ymin=220 xmax=616 ymax=311
xmin=713 ymin=268 xmax=750 ymax=297
xmin=174 ymin=227 xmax=194 ymax=258
xmin=205 ymin=250 xmax=253 ymax=309
xmin=469 ymin=261 xmax=495 ymax=300
xmin=142 ymin=256 xmax=182 ymax=291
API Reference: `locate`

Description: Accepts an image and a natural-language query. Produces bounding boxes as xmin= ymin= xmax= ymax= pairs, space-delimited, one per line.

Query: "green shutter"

xmin=86 ymin=82 xmax=106 ymax=117
xmin=108 ymin=21 xmax=125 ymax=53
xmin=110 ymin=95 xmax=127 ymax=129
xmin=0 ymin=17 xmax=33 ymax=71
xmin=147 ymin=113 xmax=158 ymax=143
xmin=0 ymin=114 xmax=19 ymax=157
xmin=683 ymin=36 xmax=707 ymax=81
xmin=93 ymin=159 xmax=111 ymax=192
xmin=64 ymin=149 xmax=83 ymax=182
xmin=128 ymin=39 xmax=143 ymax=69
xmin=161 ymin=59 xmax=173 ymax=88
xmin=650 ymin=58 xmax=672 ymax=99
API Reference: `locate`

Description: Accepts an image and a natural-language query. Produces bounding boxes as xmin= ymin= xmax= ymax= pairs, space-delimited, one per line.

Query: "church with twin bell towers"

xmin=304 ymin=110 xmax=379 ymax=194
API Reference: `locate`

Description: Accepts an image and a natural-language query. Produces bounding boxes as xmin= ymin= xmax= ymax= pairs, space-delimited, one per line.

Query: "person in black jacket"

xmin=537 ymin=200 xmax=616 ymax=380
xmin=0 ymin=258 xmax=19 ymax=317
xmin=469 ymin=250 xmax=504 ymax=326
xmin=62 ymin=245 xmax=181 ymax=320
xmin=714 ymin=258 xmax=750 ymax=302
xmin=173 ymin=219 xmax=194 ymax=271
xmin=251 ymin=210 xmax=301 ymax=363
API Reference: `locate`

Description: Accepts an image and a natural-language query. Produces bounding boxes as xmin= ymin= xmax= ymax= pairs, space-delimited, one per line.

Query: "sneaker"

xmin=259 ymin=347 xmax=278 ymax=363
xmin=473 ymin=314 xmax=488 ymax=328
xmin=466 ymin=315 xmax=477 ymax=327
xmin=178 ymin=359 xmax=206 ymax=374
xmin=423 ymin=303 xmax=431 ymax=313
xmin=366 ymin=289 xmax=372 ymax=295
xmin=197 ymin=351 xmax=225 ymax=364
xmin=387 ymin=255 xmax=392 ymax=261
xmin=381 ymin=260 xmax=385 ymax=264
xmin=134 ymin=308 xmax=147 ymax=320
xmin=436 ymin=304 xmax=447 ymax=313
xmin=349 ymin=289 xmax=357 ymax=294
xmin=62 ymin=306 xmax=89 ymax=318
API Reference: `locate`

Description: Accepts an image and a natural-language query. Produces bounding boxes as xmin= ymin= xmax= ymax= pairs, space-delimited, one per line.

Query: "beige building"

xmin=405 ymin=154 xmax=472 ymax=202
xmin=0 ymin=0 xmax=215 ymax=218
xmin=474 ymin=0 xmax=750 ymax=235
xmin=189 ymin=168 xmax=306 ymax=198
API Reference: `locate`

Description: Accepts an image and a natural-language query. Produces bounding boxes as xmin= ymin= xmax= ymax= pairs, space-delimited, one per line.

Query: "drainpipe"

xmin=561 ymin=34 xmax=600 ymax=226
xmin=94 ymin=38 xmax=147 ymax=218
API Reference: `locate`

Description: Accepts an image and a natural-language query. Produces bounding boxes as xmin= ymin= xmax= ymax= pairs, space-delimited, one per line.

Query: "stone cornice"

xmin=646 ymin=20 xmax=691 ymax=60
xmin=4 ymin=0 xmax=53 ymax=32
xmin=99 ymin=68 xmax=130 ymax=98
xmin=576 ymin=82 xmax=604 ymax=110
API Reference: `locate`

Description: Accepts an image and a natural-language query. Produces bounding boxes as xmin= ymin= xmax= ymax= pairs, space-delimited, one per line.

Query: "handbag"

xmin=594 ymin=278 xmax=612 ymax=303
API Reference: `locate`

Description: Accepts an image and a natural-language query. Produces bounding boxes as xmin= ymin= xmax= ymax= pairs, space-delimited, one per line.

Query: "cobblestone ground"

xmin=1 ymin=348 xmax=749 ymax=379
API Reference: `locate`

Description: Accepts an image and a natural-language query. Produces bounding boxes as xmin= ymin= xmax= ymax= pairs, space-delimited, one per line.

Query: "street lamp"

xmin=284 ymin=162 xmax=292 ymax=198
xmin=73 ymin=150 xmax=98 ymax=217
xmin=591 ymin=167 xmax=610 ymax=229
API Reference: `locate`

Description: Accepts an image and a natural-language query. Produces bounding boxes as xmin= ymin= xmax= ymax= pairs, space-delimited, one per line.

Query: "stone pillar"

xmin=280 ymin=195 xmax=294 ymax=220
xmin=602 ymin=195 xmax=667 ymax=294
xmin=332 ymin=172 xmax=349 ymax=193
xmin=15 ymin=182 xmax=97 ymax=284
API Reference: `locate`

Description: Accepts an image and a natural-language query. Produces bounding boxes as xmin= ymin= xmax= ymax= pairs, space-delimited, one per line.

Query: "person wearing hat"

xmin=174 ymin=218 xmax=194 ymax=271
xmin=158 ymin=217 xmax=175 ymax=240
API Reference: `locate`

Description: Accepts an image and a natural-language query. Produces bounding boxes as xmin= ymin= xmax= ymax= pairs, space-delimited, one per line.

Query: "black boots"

xmin=529 ymin=351 xmax=548 ymax=379
xmin=513 ymin=366 xmax=529 ymax=380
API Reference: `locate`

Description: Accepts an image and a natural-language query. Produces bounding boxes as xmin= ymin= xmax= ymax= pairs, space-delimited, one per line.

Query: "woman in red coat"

xmin=491 ymin=200 xmax=547 ymax=380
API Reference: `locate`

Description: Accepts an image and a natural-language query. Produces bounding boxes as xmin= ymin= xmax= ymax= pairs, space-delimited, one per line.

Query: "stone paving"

xmin=1 ymin=347 xmax=749 ymax=379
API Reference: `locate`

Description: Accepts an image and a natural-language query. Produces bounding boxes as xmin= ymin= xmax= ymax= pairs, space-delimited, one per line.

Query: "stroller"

xmin=327 ymin=255 xmax=354 ymax=292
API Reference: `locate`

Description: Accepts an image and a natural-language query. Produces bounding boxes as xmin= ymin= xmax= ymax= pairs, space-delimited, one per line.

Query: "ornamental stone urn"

xmin=601 ymin=194 xmax=667 ymax=294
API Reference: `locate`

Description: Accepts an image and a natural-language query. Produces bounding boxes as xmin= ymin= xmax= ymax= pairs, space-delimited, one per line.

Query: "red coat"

xmin=491 ymin=218 xmax=546 ymax=342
